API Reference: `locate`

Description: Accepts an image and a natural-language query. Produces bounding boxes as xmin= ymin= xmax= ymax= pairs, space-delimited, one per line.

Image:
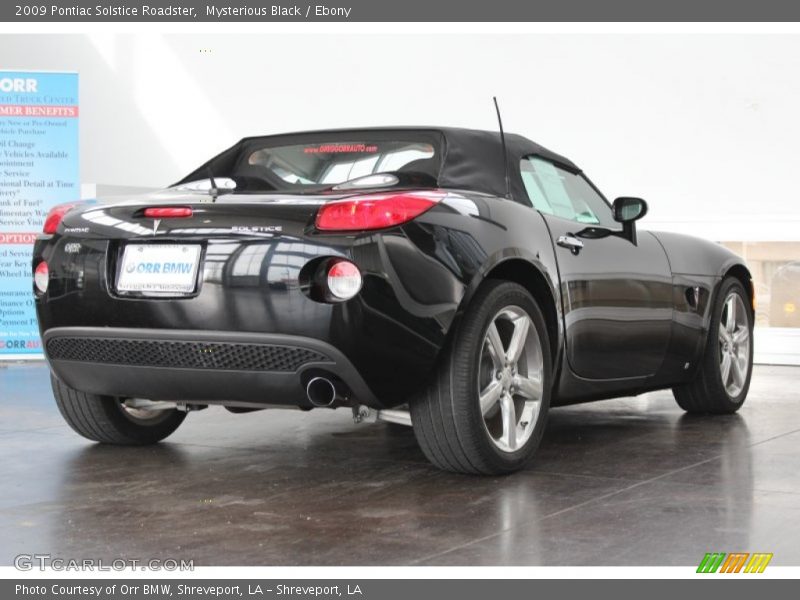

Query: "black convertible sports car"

xmin=33 ymin=127 xmax=755 ymax=474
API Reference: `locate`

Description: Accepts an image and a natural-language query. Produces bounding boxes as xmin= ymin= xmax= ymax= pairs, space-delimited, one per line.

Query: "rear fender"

xmin=448 ymin=249 xmax=564 ymax=371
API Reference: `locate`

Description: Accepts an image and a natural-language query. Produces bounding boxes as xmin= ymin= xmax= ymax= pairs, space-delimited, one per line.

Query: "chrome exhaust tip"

xmin=306 ymin=377 xmax=337 ymax=407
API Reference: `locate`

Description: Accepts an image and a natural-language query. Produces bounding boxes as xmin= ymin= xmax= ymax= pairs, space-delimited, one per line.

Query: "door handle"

xmin=557 ymin=234 xmax=584 ymax=255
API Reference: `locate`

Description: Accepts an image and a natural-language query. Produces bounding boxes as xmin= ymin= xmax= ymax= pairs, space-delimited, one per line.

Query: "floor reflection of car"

xmin=770 ymin=262 xmax=800 ymax=327
xmin=34 ymin=127 xmax=756 ymax=475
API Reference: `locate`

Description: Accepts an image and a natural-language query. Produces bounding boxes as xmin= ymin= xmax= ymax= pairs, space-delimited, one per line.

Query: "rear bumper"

xmin=44 ymin=327 xmax=379 ymax=407
xmin=32 ymin=200 xmax=494 ymax=406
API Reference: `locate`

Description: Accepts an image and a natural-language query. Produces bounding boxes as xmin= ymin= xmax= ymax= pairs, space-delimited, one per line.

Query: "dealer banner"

xmin=0 ymin=70 xmax=79 ymax=359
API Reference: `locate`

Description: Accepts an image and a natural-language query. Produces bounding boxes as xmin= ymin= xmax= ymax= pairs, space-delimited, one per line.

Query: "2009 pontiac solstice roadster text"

xmin=18 ymin=4 xmax=197 ymax=17
xmin=34 ymin=126 xmax=754 ymax=474
xmin=15 ymin=4 xmax=353 ymax=18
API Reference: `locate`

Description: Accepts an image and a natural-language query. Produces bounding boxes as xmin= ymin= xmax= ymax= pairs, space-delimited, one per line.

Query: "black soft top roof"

xmin=175 ymin=127 xmax=581 ymax=200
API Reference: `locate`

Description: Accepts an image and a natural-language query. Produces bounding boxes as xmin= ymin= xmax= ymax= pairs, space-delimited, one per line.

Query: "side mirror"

xmin=613 ymin=197 xmax=648 ymax=223
xmin=612 ymin=197 xmax=648 ymax=244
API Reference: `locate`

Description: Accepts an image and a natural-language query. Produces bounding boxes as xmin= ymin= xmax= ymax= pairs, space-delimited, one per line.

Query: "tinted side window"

xmin=520 ymin=157 xmax=613 ymax=226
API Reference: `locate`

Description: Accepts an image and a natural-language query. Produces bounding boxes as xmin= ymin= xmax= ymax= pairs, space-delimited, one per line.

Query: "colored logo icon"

xmin=697 ymin=552 xmax=773 ymax=573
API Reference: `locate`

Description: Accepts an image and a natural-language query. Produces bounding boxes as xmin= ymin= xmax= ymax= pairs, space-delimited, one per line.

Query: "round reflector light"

xmin=327 ymin=260 xmax=362 ymax=300
xmin=34 ymin=261 xmax=49 ymax=294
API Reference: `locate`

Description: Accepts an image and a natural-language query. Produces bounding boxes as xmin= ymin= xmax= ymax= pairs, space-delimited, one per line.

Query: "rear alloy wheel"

xmin=673 ymin=277 xmax=754 ymax=414
xmin=479 ymin=306 xmax=545 ymax=453
xmin=410 ymin=281 xmax=552 ymax=474
xmin=51 ymin=375 xmax=186 ymax=445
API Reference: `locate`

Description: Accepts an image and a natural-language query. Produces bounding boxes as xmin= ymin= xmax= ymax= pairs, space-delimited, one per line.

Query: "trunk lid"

xmin=59 ymin=190 xmax=353 ymax=241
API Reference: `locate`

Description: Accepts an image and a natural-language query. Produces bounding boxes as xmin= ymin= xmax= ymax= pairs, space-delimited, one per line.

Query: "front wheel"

xmin=673 ymin=277 xmax=754 ymax=414
xmin=410 ymin=281 xmax=552 ymax=475
xmin=51 ymin=375 xmax=186 ymax=444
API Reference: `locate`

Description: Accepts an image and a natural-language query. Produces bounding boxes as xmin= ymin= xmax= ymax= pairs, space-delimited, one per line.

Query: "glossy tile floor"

xmin=1 ymin=363 xmax=799 ymax=566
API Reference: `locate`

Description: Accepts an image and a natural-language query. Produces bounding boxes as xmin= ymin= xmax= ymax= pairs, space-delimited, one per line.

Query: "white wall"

xmin=2 ymin=33 xmax=800 ymax=240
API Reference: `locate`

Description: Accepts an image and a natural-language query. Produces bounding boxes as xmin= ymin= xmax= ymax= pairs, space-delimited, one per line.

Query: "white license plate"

xmin=117 ymin=243 xmax=202 ymax=294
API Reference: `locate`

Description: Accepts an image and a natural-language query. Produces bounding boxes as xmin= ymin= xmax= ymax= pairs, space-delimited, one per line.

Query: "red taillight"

xmin=43 ymin=202 xmax=80 ymax=234
xmin=143 ymin=207 xmax=193 ymax=218
xmin=315 ymin=190 xmax=445 ymax=231
xmin=34 ymin=261 xmax=49 ymax=294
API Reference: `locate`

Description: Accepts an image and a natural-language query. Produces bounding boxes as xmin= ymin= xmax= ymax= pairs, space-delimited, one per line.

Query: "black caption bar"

xmin=3 ymin=579 xmax=795 ymax=600
xmin=4 ymin=0 xmax=800 ymax=22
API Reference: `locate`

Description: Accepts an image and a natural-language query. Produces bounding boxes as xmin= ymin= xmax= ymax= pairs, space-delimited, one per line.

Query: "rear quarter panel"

xmin=413 ymin=193 xmax=562 ymax=360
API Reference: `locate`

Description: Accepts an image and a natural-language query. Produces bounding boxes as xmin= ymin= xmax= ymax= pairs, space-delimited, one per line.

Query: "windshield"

xmin=181 ymin=136 xmax=442 ymax=194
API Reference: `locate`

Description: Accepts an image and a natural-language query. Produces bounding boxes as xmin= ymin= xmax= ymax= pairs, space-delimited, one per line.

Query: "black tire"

xmin=410 ymin=280 xmax=552 ymax=475
xmin=673 ymin=277 xmax=754 ymax=414
xmin=51 ymin=374 xmax=186 ymax=445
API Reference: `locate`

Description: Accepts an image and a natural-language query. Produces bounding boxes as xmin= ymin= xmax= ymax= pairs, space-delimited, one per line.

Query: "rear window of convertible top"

xmin=231 ymin=138 xmax=439 ymax=192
